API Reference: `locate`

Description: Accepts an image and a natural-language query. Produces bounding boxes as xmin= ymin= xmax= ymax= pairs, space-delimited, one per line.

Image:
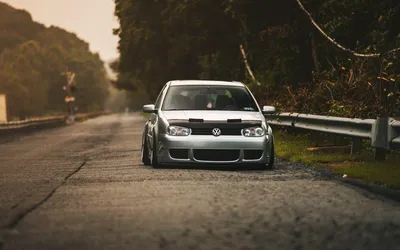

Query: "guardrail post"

xmin=351 ymin=138 xmax=362 ymax=156
xmin=371 ymin=117 xmax=390 ymax=161
xmin=0 ymin=94 xmax=7 ymax=123
xmin=375 ymin=148 xmax=388 ymax=161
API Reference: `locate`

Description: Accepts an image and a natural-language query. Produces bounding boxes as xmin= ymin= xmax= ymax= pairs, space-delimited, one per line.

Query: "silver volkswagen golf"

xmin=141 ymin=80 xmax=276 ymax=169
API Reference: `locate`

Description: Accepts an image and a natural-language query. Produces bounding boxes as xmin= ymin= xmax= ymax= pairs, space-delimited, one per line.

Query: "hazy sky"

xmin=3 ymin=0 xmax=120 ymax=62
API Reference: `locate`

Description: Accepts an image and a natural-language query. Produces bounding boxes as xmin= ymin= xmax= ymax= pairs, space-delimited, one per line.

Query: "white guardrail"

xmin=264 ymin=113 xmax=400 ymax=152
xmin=0 ymin=116 xmax=65 ymax=130
xmin=0 ymin=112 xmax=108 ymax=131
xmin=390 ymin=119 xmax=400 ymax=149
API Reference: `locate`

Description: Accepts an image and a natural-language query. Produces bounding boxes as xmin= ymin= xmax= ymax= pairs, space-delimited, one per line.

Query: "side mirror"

xmin=262 ymin=105 xmax=276 ymax=115
xmin=143 ymin=104 xmax=157 ymax=113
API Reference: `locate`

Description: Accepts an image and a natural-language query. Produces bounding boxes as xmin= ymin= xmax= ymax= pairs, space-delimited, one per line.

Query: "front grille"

xmin=244 ymin=150 xmax=263 ymax=160
xmin=191 ymin=128 xmax=242 ymax=136
xmin=169 ymin=149 xmax=189 ymax=159
xmin=168 ymin=123 xmax=260 ymax=136
xmin=193 ymin=149 xmax=240 ymax=161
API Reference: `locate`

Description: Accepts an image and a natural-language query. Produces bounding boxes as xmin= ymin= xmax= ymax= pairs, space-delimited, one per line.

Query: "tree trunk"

xmin=311 ymin=31 xmax=320 ymax=75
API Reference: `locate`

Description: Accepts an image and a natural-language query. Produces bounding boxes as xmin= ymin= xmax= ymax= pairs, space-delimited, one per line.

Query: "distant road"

xmin=0 ymin=114 xmax=399 ymax=250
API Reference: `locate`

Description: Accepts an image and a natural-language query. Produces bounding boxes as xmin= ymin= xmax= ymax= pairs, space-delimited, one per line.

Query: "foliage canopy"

xmin=0 ymin=2 xmax=110 ymax=119
xmin=114 ymin=0 xmax=400 ymax=117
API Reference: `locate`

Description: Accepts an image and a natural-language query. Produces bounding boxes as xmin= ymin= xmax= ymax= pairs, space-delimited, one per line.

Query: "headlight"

xmin=242 ymin=127 xmax=265 ymax=137
xmin=167 ymin=126 xmax=191 ymax=136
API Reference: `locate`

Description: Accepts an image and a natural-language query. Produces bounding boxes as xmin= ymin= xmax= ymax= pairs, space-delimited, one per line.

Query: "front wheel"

xmin=267 ymin=138 xmax=275 ymax=169
xmin=151 ymin=136 xmax=160 ymax=168
xmin=141 ymin=133 xmax=151 ymax=166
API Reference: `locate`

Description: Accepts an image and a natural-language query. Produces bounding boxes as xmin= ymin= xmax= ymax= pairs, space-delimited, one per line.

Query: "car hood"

xmin=162 ymin=110 xmax=263 ymax=122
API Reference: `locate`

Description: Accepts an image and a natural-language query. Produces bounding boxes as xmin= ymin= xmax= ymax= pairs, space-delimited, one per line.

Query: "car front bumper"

xmin=156 ymin=134 xmax=272 ymax=165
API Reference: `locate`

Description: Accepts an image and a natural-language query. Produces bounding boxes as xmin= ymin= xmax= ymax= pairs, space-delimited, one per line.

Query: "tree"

xmin=0 ymin=3 xmax=110 ymax=119
xmin=113 ymin=0 xmax=400 ymax=117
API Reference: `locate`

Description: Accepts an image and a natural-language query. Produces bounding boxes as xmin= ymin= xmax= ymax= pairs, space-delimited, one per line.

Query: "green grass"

xmin=274 ymin=130 xmax=400 ymax=189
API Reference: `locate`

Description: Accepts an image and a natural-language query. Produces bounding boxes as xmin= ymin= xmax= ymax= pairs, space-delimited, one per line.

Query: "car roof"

xmin=168 ymin=80 xmax=245 ymax=87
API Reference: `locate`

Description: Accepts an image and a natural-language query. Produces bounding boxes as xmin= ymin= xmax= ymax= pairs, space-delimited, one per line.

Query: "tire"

xmin=151 ymin=136 xmax=160 ymax=168
xmin=266 ymin=138 xmax=275 ymax=169
xmin=141 ymin=133 xmax=151 ymax=166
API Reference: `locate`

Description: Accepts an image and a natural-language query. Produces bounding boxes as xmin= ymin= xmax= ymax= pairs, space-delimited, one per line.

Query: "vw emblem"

xmin=212 ymin=128 xmax=221 ymax=136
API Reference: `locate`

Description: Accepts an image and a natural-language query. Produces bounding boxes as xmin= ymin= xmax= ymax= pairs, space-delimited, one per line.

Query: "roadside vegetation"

xmin=274 ymin=129 xmax=400 ymax=189
xmin=0 ymin=2 xmax=110 ymax=120
xmin=113 ymin=0 xmax=400 ymax=118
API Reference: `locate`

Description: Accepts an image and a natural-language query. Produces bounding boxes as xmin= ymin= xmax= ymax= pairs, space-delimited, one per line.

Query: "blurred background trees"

xmin=113 ymin=0 xmax=400 ymax=118
xmin=0 ymin=2 xmax=110 ymax=120
xmin=2 ymin=0 xmax=398 ymax=119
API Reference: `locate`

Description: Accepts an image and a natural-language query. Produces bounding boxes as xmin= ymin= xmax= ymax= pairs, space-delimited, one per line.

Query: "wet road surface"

xmin=0 ymin=114 xmax=399 ymax=250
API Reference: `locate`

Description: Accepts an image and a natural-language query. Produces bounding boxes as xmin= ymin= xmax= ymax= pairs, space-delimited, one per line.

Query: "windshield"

xmin=162 ymin=85 xmax=259 ymax=112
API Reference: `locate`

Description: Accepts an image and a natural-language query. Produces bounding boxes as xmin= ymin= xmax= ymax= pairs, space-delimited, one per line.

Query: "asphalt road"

xmin=0 ymin=113 xmax=399 ymax=250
